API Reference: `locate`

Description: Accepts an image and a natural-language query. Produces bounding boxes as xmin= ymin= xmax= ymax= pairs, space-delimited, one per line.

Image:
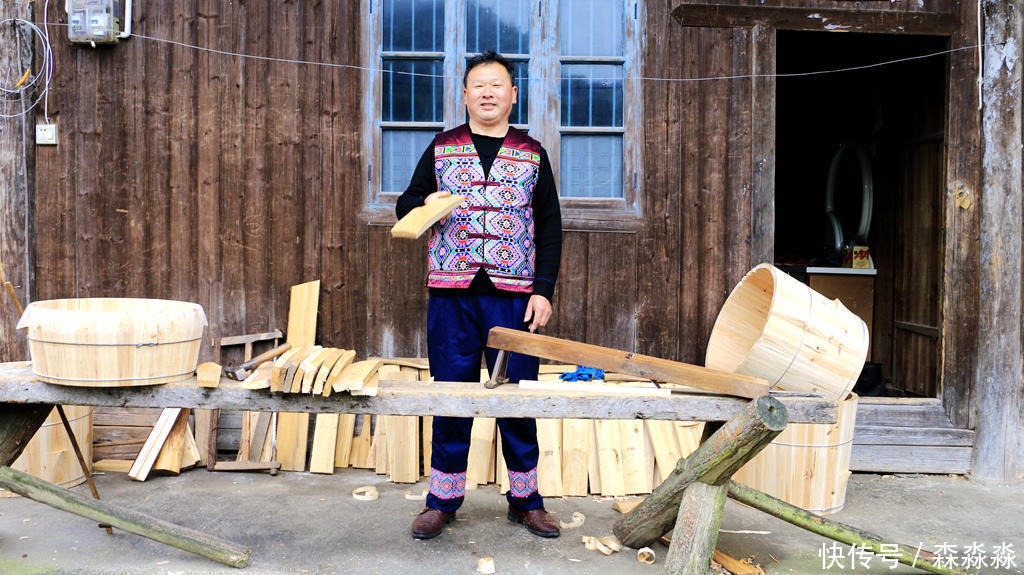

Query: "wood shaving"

xmin=559 ymin=511 xmax=585 ymax=529
xmin=637 ymin=547 xmax=656 ymax=565
xmin=351 ymin=485 xmax=379 ymax=501
xmin=476 ymin=557 xmax=495 ymax=574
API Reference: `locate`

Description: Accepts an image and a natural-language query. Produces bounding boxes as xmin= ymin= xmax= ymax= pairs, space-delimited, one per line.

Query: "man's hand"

xmin=523 ymin=295 xmax=552 ymax=333
xmin=424 ymin=191 xmax=451 ymax=205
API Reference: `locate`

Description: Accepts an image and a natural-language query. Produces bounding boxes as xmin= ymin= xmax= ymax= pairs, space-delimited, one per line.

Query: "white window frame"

xmin=361 ymin=0 xmax=644 ymax=231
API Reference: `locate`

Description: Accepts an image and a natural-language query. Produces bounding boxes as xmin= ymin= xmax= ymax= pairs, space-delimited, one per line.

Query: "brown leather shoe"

xmin=507 ymin=507 xmax=560 ymax=538
xmin=412 ymin=507 xmax=455 ymax=539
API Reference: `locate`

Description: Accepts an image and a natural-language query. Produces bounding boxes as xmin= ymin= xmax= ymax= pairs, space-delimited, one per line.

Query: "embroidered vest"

xmin=427 ymin=125 xmax=541 ymax=293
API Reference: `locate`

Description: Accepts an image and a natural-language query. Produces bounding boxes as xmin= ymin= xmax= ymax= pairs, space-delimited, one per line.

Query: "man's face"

xmin=463 ymin=62 xmax=518 ymax=129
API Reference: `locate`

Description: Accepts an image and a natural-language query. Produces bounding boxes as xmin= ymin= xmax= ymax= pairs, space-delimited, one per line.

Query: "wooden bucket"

xmin=705 ymin=264 xmax=869 ymax=401
xmin=731 ymin=393 xmax=858 ymax=515
xmin=17 ymin=298 xmax=207 ymax=387
xmin=0 ymin=406 xmax=93 ymax=498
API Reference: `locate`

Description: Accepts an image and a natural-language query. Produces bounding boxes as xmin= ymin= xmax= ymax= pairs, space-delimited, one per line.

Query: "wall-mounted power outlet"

xmin=36 ymin=123 xmax=58 ymax=145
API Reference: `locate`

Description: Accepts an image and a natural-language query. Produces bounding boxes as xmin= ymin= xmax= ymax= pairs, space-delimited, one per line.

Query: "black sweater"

xmin=395 ymin=130 xmax=562 ymax=301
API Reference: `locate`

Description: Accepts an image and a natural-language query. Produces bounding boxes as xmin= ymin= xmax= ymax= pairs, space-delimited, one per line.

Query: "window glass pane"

xmin=559 ymin=0 xmax=623 ymax=57
xmin=383 ymin=59 xmax=444 ymax=122
xmin=559 ymin=134 xmax=623 ymax=198
xmin=560 ymin=64 xmax=623 ymax=127
xmin=383 ymin=0 xmax=444 ymax=52
xmin=466 ymin=0 xmax=530 ymax=55
xmin=382 ymin=130 xmax=440 ymax=194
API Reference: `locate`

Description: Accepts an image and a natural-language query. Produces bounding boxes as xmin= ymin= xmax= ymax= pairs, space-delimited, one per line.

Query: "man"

xmin=395 ymin=51 xmax=562 ymax=540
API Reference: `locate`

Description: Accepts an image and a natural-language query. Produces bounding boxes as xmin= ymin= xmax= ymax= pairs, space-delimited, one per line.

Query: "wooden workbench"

xmin=0 ymin=364 xmax=836 ymax=423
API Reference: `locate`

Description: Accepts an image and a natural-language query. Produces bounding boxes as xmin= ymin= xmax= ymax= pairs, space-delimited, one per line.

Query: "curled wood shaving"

xmin=598 ymin=535 xmax=623 ymax=553
xmin=637 ymin=547 xmax=656 ymax=565
xmin=404 ymin=489 xmax=427 ymax=500
xmin=582 ymin=535 xmax=598 ymax=550
xmin=351 ymin=486 xmax=379 ymax=501
xmin=558 ymin=511 xmax=585 ymax=529
xmin=476 ymin=557 xmax=495 ymax=574
xmin=594 ymin=539 xmax=615 ymax=556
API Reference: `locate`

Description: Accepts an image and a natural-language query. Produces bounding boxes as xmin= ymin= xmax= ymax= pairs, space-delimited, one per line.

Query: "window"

xmin=363 ymin=0 xmax=644 ymax=228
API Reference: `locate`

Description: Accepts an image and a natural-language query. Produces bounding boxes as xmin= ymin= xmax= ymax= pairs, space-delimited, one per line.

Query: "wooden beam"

xmin=486 ymin=327 xmax=769 ymax=398
xmin=0 ymin=465 xmax=250 ymax=568
xmin=0 ymin=405 xmax=53 ymax=466
xmin=670 ymin=3 xmax=958 ymax=35
xmin=851 ymin=445 xmax=971 ymax=475
xmin=664 ymin=481 xmax=727 ymax=575
xmin=0 ymin=371 xmax=836 ymax=423
xmin=974 ymin=0 xmax=1022 ymax=482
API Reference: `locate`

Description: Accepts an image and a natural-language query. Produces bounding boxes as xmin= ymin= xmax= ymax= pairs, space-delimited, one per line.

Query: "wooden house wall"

xmin=32 ymin=1 xmax=366 ymax=363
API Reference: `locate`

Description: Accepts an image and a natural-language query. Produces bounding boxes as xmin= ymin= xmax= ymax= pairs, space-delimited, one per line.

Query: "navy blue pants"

xmin=426 ymin=292 xmax=543 ymax=513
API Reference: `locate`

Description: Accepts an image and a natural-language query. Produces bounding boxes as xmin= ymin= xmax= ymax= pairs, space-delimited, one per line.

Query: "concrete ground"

xmin=1 ymin=469 xmax=1022 ymax=575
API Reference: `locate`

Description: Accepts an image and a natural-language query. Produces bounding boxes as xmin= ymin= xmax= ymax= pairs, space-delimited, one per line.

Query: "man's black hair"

xmin=463 ymin=50 xmax=516 ymax=87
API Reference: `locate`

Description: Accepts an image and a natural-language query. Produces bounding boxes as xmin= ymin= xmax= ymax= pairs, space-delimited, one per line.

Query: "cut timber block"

xmin=311 ymin=349 xmax=345 ymax=395
xmin=664 ymin=481 xmax=728 ymax=574
xmin=241 ymin=362 xmax=273 ymax=390
xmin=196 ymin=362 xmax=221 ymax=388
xmin=269 ymin=347 xmax=301 ymax=392
xmin=561 ymin=419 xmax=590 ymax=496
xmin=595 ymin=420 xmax=625 ymax=496
xmin=285 ymin=280 xmax=320 ymax=348
xmin=286 ymin=346 xmax=322 ymax=394
xmin=180 ymin=422 xmax=201 ymax=470
xmin=152 ymin=410 xmax=190 ymax=475
xmin=322 ymin=350 xmax=357 ymax=397
xmin=390 ymin=194 xmax=466 ymax=239
xmin=486 ymin=327 xmax=769 ymax=398
xmin=94 ymin=459 xmax=133 ymax=473
xmin=350 ymin=373 xmax=381 ymax=397
xmin=334 ymin=359 xmax=383 ymax=394
xmin=536 ymin=418 xmax=563 ymax=497
xmin=334 ymin=414 xmax=356 ymax=468
xmin=349 ymin=415 xmax=373 ymax=469
xmin=309 ymin=414 xmax=340 ymax=474
xmin=276 ymin=413 xmax=309 ymax=472
xmin=385 ymin=415 xmax=420 ymax=483
xmin=299 ymin=348 xmax=334 ymax=394
xmin=466 ymin=418 xmax=496 ymax=488
xmin=620 ymin=420 xmax=653 ymax=494
xmin=129 ymin=408 xmax=184 ymax=482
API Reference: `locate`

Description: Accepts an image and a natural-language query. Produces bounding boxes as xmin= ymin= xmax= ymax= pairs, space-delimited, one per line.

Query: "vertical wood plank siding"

xmin=25 ymin=0 xmax=978 ymax=395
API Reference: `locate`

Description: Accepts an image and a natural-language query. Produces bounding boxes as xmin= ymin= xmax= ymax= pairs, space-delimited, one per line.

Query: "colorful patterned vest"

xmin=427 ymin=125 xmax=541 ymax=293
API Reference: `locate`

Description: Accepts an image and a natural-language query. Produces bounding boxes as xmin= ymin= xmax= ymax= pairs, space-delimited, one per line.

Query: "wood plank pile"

xmin=234 ymin=345 xmax=380 ymax=397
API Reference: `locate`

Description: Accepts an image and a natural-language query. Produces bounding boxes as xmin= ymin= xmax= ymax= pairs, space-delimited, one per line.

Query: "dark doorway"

xmin=774 ymin=31 xmax=948 ymax=397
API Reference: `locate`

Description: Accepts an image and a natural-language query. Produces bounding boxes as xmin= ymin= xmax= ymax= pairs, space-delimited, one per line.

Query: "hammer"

xmin=224 ymin=343 xmax=292 ymax=381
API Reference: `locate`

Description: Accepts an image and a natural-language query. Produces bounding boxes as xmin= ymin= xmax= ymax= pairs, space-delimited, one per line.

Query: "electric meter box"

xmin=68 ymin=0 xmax=120 ymax=44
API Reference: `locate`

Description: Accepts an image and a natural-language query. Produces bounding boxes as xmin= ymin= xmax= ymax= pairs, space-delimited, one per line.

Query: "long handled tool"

xmin=223 ymin=343 xmax=291 ymax=381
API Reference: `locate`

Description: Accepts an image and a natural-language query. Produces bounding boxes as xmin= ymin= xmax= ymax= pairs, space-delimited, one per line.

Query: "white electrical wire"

xmin=0 ymin=16 xmax=54 ymax=120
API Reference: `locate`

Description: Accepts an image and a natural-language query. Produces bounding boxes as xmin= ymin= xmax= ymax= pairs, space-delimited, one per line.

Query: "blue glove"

xmin=559 ymin=365 xmax=606 ymax=382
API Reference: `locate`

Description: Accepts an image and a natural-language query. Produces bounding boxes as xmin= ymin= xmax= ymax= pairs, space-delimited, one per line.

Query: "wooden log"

xmin=486 ymin=327 xmax=769 ymax=398
xmin=726 ymin=481 xmax=965 ymax=575
xmin=612 ymin=396 xmax=787 ymax=548
xmin=0 ymin=465 xmax=250 ymax=568
xmin=664 ymin=481 xmax=727 ymax=575
xmin=0 ymin=405 xmax=53 ymax=466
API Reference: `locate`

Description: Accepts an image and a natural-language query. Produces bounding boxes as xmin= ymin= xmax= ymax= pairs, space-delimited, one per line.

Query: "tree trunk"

xmin=663 ymin=481 xmax=727 ymax=575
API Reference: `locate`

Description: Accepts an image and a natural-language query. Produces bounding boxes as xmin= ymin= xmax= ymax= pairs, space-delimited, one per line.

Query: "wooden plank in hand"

xmin=486 ymin=327 xmax=769 ymax=398
xmin=390 ymin=194 xmax=466 ymax=239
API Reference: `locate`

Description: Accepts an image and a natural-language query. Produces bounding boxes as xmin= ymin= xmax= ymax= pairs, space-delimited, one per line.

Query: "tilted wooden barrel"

xmin=17 ymin=298 xmax=207 ymax=387
xmin=705 ymin=264 xmax=869 ymax=402
xmin=0 ymin=405 xmax=92 ymax=498
xmin=731 ymin=393 xmax=858 ymax=515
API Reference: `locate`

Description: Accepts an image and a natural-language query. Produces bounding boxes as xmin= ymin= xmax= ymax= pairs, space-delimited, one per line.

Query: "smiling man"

xmin=395 ymin=51 xmax=563 ymax=540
